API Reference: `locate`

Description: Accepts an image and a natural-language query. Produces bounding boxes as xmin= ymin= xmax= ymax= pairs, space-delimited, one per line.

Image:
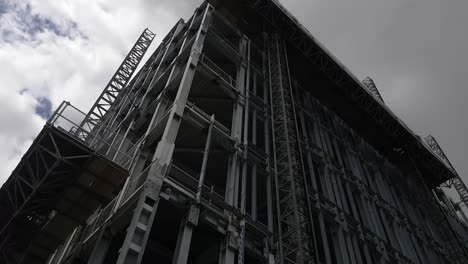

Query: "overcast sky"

xmin=0 ymin=0 xmax=467 ymax=201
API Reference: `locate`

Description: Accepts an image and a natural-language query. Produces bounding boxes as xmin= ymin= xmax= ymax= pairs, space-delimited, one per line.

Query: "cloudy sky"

xmin=0 ymin=0 xmax=467 ymax=200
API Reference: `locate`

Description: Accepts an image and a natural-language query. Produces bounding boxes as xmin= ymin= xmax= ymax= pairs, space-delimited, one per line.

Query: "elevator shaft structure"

xmin=268 ymin=34 xmax=316 ymax=264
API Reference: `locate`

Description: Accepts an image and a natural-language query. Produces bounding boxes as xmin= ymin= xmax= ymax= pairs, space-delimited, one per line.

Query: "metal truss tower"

xmin=268 ymin=34 xmax=317 ymax=264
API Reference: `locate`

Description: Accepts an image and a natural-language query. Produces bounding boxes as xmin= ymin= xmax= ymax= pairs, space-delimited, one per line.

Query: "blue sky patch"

xmin=34 ymin=97 xmax=52 ymax=119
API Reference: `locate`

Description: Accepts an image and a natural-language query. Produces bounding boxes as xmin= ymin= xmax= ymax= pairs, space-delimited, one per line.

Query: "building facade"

xmin=1 ymin=1 xmax=468 ymax=263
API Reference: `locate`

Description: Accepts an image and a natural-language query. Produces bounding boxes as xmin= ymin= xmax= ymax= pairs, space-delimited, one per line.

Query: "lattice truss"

xmin=362 ymin=76 xmax=384 ymax=103
xmin=425 ymin=135 xmax=468 ymax=207
xmin=79 ymin=29 xmax=155 ymax=137
xmin=268 ymin=33 xmax=317 ymax=264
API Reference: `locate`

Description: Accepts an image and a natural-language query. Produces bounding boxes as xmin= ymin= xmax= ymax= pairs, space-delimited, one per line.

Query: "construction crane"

xmin=77 ymin=28 xmax=156 ymax=140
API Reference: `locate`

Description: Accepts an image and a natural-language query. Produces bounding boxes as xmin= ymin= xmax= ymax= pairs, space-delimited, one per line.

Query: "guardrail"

xmin=199 ymin=53 xmax=237 ymax=88
xmin=48 ymin=101 xmax=137 ymax=170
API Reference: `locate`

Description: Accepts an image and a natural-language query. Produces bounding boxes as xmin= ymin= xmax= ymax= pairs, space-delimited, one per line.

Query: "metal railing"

xmin=48 ymin=101 xmax=137 ymax=170
xmin=167 ymin=162 xmax=231 ymax=213
xmin=199 ymin=53 xmax=237 ymax=88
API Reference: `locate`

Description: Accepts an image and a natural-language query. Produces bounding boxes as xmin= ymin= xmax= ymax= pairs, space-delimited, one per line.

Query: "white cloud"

xmin=2 ymin=0 xmax=468 ymax=210
xmin=0 ymin=0 xmax=199 ymax=185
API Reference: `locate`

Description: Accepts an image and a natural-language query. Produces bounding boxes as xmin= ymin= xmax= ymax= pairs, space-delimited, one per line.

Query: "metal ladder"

xmin=79 ymin=29 xmax=155 ymax=137
xmin=268 ymin=33 xmax=317 ymax=264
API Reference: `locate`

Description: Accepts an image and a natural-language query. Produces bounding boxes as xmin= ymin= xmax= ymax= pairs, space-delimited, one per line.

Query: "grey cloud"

xmin=0 ymin=0 xmax=11 ymax=16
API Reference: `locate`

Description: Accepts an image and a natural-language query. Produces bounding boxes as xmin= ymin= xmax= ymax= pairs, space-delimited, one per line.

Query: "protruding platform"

xmin=0 ymin=104 xmax=132 ymax=263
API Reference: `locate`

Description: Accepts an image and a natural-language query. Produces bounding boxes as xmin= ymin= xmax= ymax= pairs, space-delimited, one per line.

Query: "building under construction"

xmin=2 ymin=0 xmax=468 ymax=263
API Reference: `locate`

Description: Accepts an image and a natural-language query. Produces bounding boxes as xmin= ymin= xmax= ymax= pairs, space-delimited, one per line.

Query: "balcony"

xmin=49 ymin=101 xmax=137 ymax=169
xmin=0 ymin=101 xmax=135 ymax=263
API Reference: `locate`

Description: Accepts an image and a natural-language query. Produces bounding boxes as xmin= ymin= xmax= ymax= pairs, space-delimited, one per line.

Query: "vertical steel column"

xmin=197 ymin=115 xmax=215 ymax=203
xmin=219 ymin=238 xmax=235 ymax=264
xmin=114 ymin=5 xmax=213 ymax=264
xmin=249 ymin=46 xmax=258 ymax=221
xmin=225 ymin=35 xmax=249 ymax=207
xmin=172 ymin=114 xmax=214 ymax=263
xmin=240 ymin=36 xmax=251 ymax=213
xmin=222 ymin=34 xmax=250 ymax=264
xmin=239 ymin=38 xmax=252 ymax=264
xmin=262 ymin=31 xmax=275 ymax=234
xmin=172 ymin=206 xmax=199 ymax=264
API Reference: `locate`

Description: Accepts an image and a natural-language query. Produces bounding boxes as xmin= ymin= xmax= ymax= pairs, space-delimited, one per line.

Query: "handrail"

xmin=199 ymin=53 xmax=237 ymax=88
xmin=48 ymin=101 xmax=136 ymax=170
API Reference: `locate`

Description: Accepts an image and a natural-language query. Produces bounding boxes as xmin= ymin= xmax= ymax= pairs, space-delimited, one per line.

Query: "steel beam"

xmin=172 ymin=206 xmax=199 ymax=264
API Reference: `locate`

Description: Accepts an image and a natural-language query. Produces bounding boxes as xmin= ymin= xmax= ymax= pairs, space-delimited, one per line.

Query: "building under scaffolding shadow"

xmin=1 ymin=1 xmax=468 ymax=263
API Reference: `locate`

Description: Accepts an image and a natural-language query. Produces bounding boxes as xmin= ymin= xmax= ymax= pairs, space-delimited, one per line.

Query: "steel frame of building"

xmin=2 ymin=1 xmax=468 ymax=264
